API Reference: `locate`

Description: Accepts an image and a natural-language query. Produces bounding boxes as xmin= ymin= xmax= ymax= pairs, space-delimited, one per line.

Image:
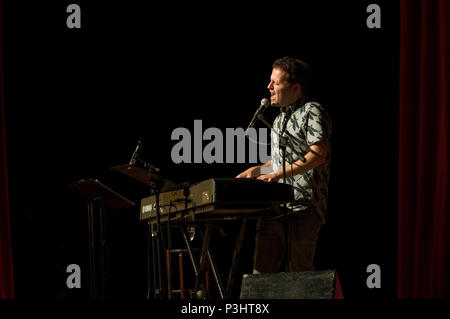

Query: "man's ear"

xmin=293 ymin=83 xmax=303 ymax=96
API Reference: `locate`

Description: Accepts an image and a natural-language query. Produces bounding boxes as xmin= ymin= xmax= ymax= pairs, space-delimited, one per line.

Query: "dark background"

xmin=3 ymin=1 xmax=398 ymax=299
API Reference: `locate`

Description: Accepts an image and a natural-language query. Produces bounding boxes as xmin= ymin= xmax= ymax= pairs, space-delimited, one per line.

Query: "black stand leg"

xmin=147 ymin=222 xmax=157 ymax=299
xmin=197 ymin=226 xmax=225 ymax=299
xmin=182 ymin=224 xmax=225 ymax=298
xmin=194 ymin=222 xmax=213 ymax=298
xmin=98 ymin=204 xmax=106 ymax=298
xmin=207 ymin=250 xmax=225 ymax=299
xmin=152 ymin=190 xmax=167 ymax=299
xmin=86 ymin=199 xmax=110 ymax=299
xmin=180 ymin=225 xmax=199 ymax=278
xmin=87 ymin=202 xmax=97 ymax=298
xmin=225 ymin=218 xmax=247 ymax=299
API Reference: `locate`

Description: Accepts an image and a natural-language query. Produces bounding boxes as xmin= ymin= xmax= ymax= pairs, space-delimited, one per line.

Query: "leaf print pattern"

xmin=271 ymin=101 xmax=332 ymax=223
xmin=291 ymin=114 xmax=299 ymax=130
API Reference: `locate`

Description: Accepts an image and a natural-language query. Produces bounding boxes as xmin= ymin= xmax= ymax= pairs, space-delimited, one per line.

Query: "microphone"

xmin=129 ymin=137 xmax=144 ymax=166
xmin=247 ymin=98 xmax=270 ymax=129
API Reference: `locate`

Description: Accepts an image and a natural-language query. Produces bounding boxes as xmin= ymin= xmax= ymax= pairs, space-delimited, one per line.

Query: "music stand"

xmin=69 ymin=178 xmax=135 ymax=299
xmin=111 ymin=164 xmax=180 ymax=192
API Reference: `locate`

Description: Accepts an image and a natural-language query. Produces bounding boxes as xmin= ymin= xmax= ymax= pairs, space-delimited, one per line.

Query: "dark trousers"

xmin=253 ymin=210 xmax=323 ymax=273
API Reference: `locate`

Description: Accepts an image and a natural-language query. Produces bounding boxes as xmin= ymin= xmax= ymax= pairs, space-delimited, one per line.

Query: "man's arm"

xmin=257 ymin=140 xmax=327 ymax=182
xmin=236 ymin=160 xmax=272 ymax=179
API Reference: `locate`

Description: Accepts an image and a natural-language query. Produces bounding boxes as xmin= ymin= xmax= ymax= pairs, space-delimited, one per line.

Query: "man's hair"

xmin=272 ymin=56 xmax=310 ymax=94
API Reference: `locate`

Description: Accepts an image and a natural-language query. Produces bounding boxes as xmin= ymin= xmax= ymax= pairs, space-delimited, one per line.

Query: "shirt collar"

xmin=280 ymin=97 xmax=308 ymax=115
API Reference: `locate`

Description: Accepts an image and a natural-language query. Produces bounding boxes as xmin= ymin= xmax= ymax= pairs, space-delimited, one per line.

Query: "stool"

xmin=166 ymin=248 xmax=210 ymax=299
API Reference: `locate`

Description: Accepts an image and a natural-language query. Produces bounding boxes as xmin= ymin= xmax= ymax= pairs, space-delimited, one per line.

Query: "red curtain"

xmin=398 ymin=0 xmax=450 ymax=298
xmin=0 ymin=0 xmax=15 ymax=299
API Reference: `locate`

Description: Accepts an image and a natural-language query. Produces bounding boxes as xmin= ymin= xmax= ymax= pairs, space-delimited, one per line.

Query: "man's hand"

xmin=257 ymin=172 xmax=282 ymax=183
xmin=236 ymin=166 xmax=260 ymax=179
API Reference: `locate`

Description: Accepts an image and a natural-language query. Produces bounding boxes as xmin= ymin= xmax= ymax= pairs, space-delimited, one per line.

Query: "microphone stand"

xmin=134 ymin=158 xmax=166 ymax=300
xmin=153 ymin=185 xmax=165 ymax=299
xmin=279 ymin=111 xmax=291 ymax=273
xmin=248 ymin=114 xmax=306 ymax=273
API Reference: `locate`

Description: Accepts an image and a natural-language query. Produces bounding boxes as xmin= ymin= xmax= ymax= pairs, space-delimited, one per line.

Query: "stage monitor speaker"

xmin=239 ymin=270 xmax=342 ymax=299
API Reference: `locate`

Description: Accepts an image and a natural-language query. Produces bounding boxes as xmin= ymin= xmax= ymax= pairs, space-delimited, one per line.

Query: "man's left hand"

xmin=257 ymin=172 xmax=281 ymax=183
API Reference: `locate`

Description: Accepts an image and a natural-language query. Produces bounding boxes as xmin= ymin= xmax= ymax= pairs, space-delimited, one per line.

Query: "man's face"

xmin=267 ymin=68 xmax=301 ymax=107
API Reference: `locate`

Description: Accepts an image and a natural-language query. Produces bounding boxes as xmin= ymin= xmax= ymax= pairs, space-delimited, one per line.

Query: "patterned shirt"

xmin=271 ymin=99 xmax=332 ymax=223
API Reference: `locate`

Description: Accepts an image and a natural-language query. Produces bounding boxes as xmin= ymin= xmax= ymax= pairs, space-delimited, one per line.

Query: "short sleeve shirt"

xmin=271 ymin=100 xmax=332 ymax=223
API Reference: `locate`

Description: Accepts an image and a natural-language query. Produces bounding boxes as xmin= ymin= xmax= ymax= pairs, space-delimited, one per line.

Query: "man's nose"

xmin=267 ymin=81 xmax=273 ymax=90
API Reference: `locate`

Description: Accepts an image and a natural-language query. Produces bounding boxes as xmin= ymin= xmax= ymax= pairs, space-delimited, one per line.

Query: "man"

xmin=236 ymin=56 xmax=332 ymax=273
